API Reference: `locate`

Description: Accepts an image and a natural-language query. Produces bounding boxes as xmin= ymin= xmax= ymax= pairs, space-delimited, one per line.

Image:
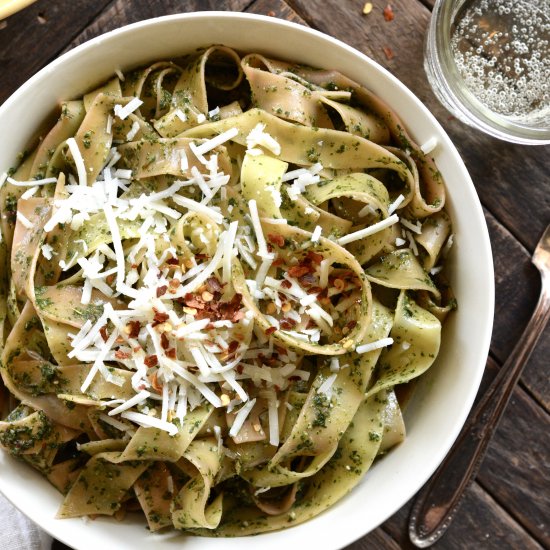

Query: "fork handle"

xmin=409 ymin=277 xmax=550 ymax=548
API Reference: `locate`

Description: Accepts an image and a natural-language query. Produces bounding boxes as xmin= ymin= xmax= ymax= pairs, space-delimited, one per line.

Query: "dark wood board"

xmin=0 ymin=0 xmax=112 ymax=103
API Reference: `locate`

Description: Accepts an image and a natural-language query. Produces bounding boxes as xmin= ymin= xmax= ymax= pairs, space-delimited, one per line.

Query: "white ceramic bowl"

xmin=0 ymin=12 xmax=494 ymax=550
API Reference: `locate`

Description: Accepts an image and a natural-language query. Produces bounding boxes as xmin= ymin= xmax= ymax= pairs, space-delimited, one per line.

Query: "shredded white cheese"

xmin=114 ymin=97 xmax=143 ymax=120
xmin=311 ymin=225 xmax=322 ymax=243
xmin=388 ymin=194 xmax=405 ymax=215
xmin=229 ymin=398 xmax=257 ymax=438
xmin=337 ymin=214 xmax=399 ymax=246
xmin=355 ymin=337 xmax=394 ymax=354
xmin=420 ymin=137 xmax=438 ymax=155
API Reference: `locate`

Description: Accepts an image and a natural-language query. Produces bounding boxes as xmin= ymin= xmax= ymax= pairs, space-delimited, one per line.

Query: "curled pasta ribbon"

xmin=172 ymin=438 xmax=224 ymax=529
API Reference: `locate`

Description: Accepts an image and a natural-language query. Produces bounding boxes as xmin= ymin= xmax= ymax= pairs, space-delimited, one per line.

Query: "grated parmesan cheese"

xmin=420 ymin=137 xmax=438 ymax=155
xmin=114 ymin=97 xmax=143 ymax=120
xmin=355 ymin=337 xmax=394 ymax=354
xmin=337 ymin=214 xmax=399 ymax=246
xmin=229 ymin=398 xmax=257 ymax=438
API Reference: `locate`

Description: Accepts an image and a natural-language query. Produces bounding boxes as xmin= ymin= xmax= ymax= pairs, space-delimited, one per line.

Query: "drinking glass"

xmin=424 ymin=0 xmax=550 ymax=144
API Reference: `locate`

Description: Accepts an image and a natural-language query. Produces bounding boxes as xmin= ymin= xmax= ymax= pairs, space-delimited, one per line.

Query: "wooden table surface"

xmin=1 ymin=1 xmax=548 ymax=549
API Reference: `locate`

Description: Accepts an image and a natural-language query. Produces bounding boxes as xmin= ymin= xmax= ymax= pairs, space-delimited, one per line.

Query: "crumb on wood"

xmin=383 ymin=4 xmax=394 ymax=21
xmin=382 ymin=46 xmax=394 ymax=60
xmin=267 ymin=10 xmax=276 ymax=17
xmin=362 ymin=2 xmax=373 ymax=14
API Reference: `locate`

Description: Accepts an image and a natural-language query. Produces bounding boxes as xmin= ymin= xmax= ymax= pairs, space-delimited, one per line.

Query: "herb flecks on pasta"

xmin=0 ymin=46 xmax=455 ymax=535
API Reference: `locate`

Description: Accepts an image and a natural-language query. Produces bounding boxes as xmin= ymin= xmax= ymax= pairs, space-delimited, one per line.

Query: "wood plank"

xmin=477 ymin=385 xmax=550 ymax=547
xmin=382 ymin=482 xmax=544 ymax=549
xmin=62 ymin=0 xmax=254 ymax=52
xmin=485 ymin=209 xmax=549 ymax=411
xmin=246 ymin=0 xmax=306 ymax=23
xmin=346 ymin=525 xmax=401 ymax=550
xmin=286 ymin=0 xmax=549 ymax=252
xmin=0 ymin=0 xmax=112 ymax=103
xmin=376 ymin=357 xmax=548 ymax=548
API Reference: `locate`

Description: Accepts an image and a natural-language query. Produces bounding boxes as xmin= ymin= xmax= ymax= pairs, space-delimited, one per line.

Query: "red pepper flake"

xmin=150 ymin=371 xmax=162 ymax=392
xmin=281 ymin=280 xmax=292 ymax=289
xmin=268 ymin=233 xmax=286 ymax=247
xmin=383 ymin=4 xmax=394 ymax=21
xmin=153 ymin=310 xmax=169 ymax=325
xmin=115 ymin=350 xmax=131 ymax=360
xmin=166 ymin=348 xmax=177 ymax=359
xmin=228 ymin=340 xmax=239 ymax=354
xmin=346 ymin=320 xmax=358 ymax=331
xmin=272 ymin=258 xmax=284 ymax=267
xmin=280 ymin=319 xmax=296 ymax=330
xmin=166 ymin=257 xmax=179 ymax=265
xmin=160 ymin=332 xmax=170 ymax=350
xmin=126 ymin=320 xmax=141 ymax=338
xmin=144 ymin=354 xmax=158 ymax=368
xmin=106 ymin=274 xmax=115 ymax=285
xmin=265 ymin=326 xmax=277 ymax=336
xmin=184 ymin=293 xmax=205 ymax=310
xmin=99 ymin=326 xmax=109 ymax=342
xmin=195 ymin=253 xmax=209 ymax=260
xmin=307 ymin=286 xmax=323 ymax=294
xmin=236 ymin=364 xmax=244 ymax=374
xmin=288 ymin=265 xmax=311 ymax=278
xmin=267 ymin=10 xmax=276 ymax=16
xmin=383 ymin=46 xmax=394 ymax=60
xmin=306 ymin=251 xmax=323 ymax=264
xmin=156 ymin=285 xmax=168 ymax=298
xmin=169 ymin=279 xmax=181 ymax=291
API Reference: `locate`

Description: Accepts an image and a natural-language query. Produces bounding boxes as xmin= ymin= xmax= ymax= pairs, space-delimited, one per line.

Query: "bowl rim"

xmin=0 ymin=10 xmax=495 ymax=550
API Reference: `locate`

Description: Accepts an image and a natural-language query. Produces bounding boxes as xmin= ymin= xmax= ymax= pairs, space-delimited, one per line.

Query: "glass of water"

xmin=424 ymin=0 xmax=550 ymax=144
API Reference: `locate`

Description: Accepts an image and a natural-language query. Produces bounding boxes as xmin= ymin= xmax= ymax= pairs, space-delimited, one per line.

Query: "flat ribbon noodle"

xmin=182 ymin=108 xmax=414 ymax=185
xmin=233 ymin=219 xmax=372 ymax=355
xmin=155 ymin=46 xmax=243 ymax=137
xmin=57 ymin=451 xmax=150 ymax=518
xmin=366 ymin=291 xmax=441 ymax=398
xmin=196 ymin=391 xmax=386 ymax=536
xmin=240 ymin=299 xmax=392 ymax=488
xmin=171 ymin=437 xmax=223 ymax=529
xmin=120 ymin=405 xmax=212 ymax=462
xmin=366 ymin=248 xmax=440 ymax=299
xmin=241 ymin=53 xmax=333 ymax=128
xmin=279 ymin=66 xmax=445 ymax=217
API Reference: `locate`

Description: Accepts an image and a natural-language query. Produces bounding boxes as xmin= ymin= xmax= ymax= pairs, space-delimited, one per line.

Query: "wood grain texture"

xmin=477 ymin=385 xmax=550 ymax=547
xmin=0 ymin=0 xmax=112 ymax=103
xmin=246 ymin=0 xmax=306 ymax=23
xmin=382 ymin=482 xmax=544 ymax=550
xmin=345 ymin=526 xmax=402 ymax=550
xmin=287 ymin=0 xmax=550 ymax=251
xmin=62 ymin=0 xmax=254 ymax=53
xmin=485 ymin=209 xmax=549 ymax=412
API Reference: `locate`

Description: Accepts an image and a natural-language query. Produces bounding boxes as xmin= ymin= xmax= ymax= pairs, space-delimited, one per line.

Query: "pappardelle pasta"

xmin=0 ymin=46 xmax=455 ymax=535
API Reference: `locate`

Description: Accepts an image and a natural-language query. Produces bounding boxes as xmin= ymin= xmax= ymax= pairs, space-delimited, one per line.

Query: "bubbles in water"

xmin=450 ymin=0 xmax=550 ymax=124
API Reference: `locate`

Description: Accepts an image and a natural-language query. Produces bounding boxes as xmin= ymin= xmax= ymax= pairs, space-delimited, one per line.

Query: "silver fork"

xmin=409 ymin=224 xmax=550 ymax=547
